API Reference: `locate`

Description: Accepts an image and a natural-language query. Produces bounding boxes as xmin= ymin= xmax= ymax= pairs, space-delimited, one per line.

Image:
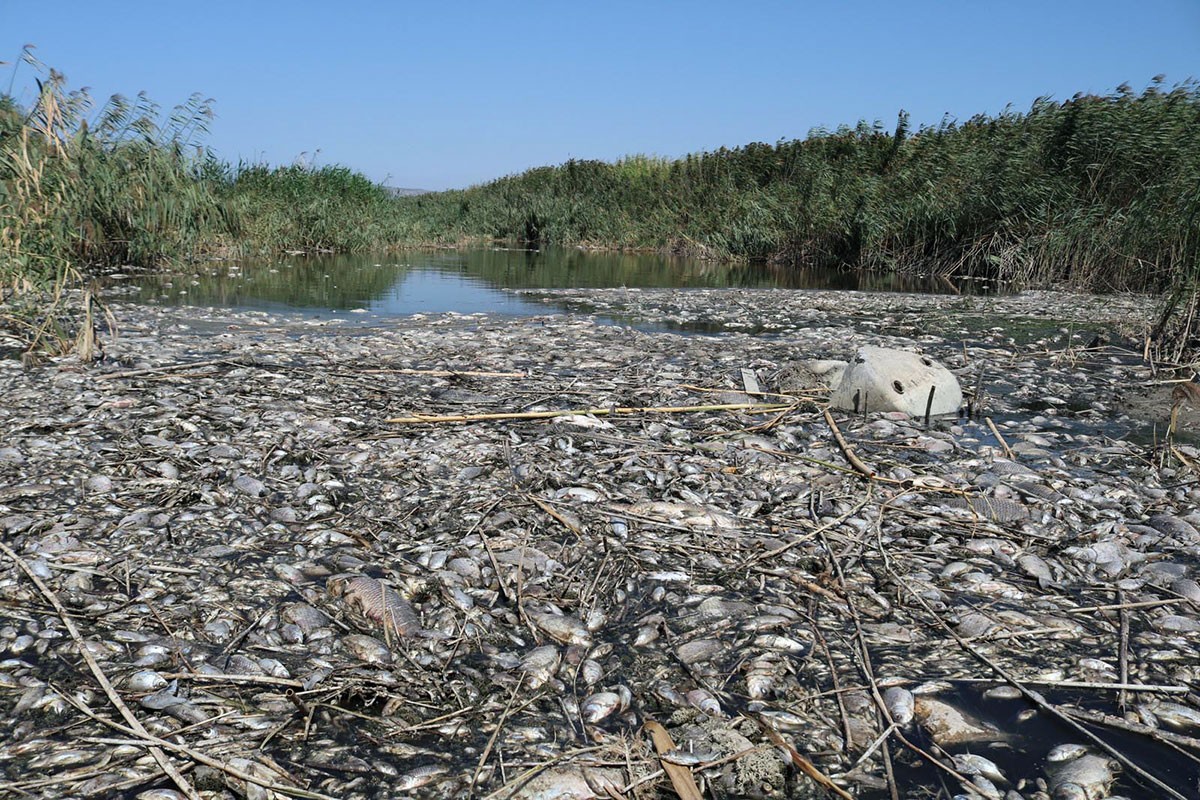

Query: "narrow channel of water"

xmin=108 ymin=247 xmax=998 ymax=322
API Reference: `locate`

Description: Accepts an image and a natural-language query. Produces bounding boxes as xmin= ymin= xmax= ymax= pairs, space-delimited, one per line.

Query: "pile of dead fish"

xmin=1 ymin=287 xmax=1198 ymax=799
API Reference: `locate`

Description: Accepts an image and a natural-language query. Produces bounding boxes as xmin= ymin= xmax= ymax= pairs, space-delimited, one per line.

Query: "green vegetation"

xmin=3 ymin=47 xmax=1199 ymax=355
xmin=399 ymin=80 xmax=1200 ymax=292
xmin=0 ymin=50 xmax=232 ymax=353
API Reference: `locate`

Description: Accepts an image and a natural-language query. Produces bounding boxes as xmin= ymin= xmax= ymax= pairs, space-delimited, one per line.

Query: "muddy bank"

xmin=2 ymin=289 xmax=1199 ymax=799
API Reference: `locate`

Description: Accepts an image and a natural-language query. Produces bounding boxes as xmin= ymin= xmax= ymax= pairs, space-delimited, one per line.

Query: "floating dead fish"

xmin=1045 ymin=746 xmax=1118 ymax=800
xmin=883 ymin=686 xmax=915 ymax=726
xmin=914 ymin=696 xmax=1007 ymax=746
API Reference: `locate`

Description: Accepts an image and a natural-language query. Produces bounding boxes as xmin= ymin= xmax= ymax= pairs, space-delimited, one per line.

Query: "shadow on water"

xmin=109 ymin=247 xmax=1001 ymax=322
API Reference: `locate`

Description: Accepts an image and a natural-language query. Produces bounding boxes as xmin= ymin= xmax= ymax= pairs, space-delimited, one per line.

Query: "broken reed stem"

xmin=359 ymin=367 xmax=526 ymax=378
xmin=1061 ymin=707 xmax=1200 ymax=763
xmin=0 ymin=541 xmax=202 ymax=800
xmin=98 ymin=357 xmax=242 ymax=380
xmin=527 ymin=494 xmax=583 ymax=536
xmin=952 ymin=678 xmax=1187 ymax=694
xmin=823 ymin=408 xmax=876 ymax=480
xmin=984 ymin=416 xmax=1014 ymax=458
xmin=746 ymin=714 xmax=854 ymax=799
xmin=57 ymin=690 xmax=338 ymax=800
xmin=1118 ymin=588 xmax=1131 ymax=711
xmin=1066 ymin=597 xmax=1183 ymax=614
xmin=387 ymin=402 xmax=795 ymax=425
xmin=471 ymin=682 xmax=522 ymax=794
xmin=644 ymin=720 xmax=705 ymax=800
xmin=819 ymin=532 xmax=984 ymax=799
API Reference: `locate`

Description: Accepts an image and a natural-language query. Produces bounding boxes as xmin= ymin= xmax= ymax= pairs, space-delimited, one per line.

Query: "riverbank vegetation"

xmin=404 ymin=79 xmax=1200 ymax=293
xmin=3 ymin=48 xmax=1199 ymax=353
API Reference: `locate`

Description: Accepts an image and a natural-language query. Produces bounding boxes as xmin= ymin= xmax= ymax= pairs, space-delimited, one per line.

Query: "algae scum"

xmin=2 ymin=281 xmax=1199 ymax=799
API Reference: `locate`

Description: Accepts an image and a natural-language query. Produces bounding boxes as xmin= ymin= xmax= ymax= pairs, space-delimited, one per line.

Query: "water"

xmin=111 ymin=247 xmax=995 ymax=322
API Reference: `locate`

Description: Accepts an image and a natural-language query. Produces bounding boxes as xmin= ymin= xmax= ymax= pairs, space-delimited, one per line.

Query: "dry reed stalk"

xmin=386 ymin=402 xmax=793 ymax=425
xmin=643 ymin=720 xmax=704 ymax=800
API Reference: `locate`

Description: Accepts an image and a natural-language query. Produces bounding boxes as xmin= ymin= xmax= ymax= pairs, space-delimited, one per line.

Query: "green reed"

xmin=1 ymin=48 xmax=234 ymax=353
xmin=394 ymin=79 xmax=1200 ymax=292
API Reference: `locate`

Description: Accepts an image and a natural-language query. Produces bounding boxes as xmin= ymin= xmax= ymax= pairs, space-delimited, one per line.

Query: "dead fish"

xmin=883 ymin=686 xmax=915 ymax=726
xmin=343 ymin=633 xmax=392 ymax=664
xmin=1045 ymin=746 xmax=1118 ymax=800
xmin=685 ymin=688 xmax=722 ymax=716
xmin=755 ymin=707 xmax=807 ymax=731
xmin=529 ymin=611 xmax=591 ymax=646
xmin=752 ymin=633 xmax=809 ymax=654
xmin=1141 ymin=700 xmax=1200 ymax=730
xmin=27 ymin=749 xmax=96 ymax=769
xmin=947 ymin=496 xmax=1030 ymax=523
xmin=675 ymin=638 xmax=722 ymax=665
xmin=520 ymin=645 xmax=561 ymax=689
xmin=393 ymin=764 xmax=450 ymax=791
xmin=1017 ymin=553 xmax=1058 ymax=589
xmin=654 ymin=682 xmax=687 ymax=707
xmin=661 ymin=743 xmax=722 ymax=766
xmin=579 ymin=658 xmax=603 ymax=686
xmin=952 ymin=753 xmax=1007 ymax=784
xmin=745 ymin=656 xmax=778 ymax=700
xmin=633 ymin=624 xmax=660 ymax=647
xmin=1148 ymin=514 xmax=1200 ymax=543
xmin=327 ymin=574 xmax=421 ymax=637
xmin=125 ymin=669 xmax=168 ymax=693
xmin=507 ymin=766 xmax=625 ymax=800
xmin=913 ymin=696 xmax=1006 ymax=746
xmin=581 ymin=691 xmax=622 ymax=723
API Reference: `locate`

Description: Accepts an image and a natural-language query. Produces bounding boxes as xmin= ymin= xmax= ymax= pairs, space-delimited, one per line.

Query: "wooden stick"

xmin=823 ymin=409 xmax=875 ymax=480
xmin=952 ymin=678 xmax=1187 ymax=694
xmin=471 ymin=682 xmax=521 ymax=794
xmin=528 ymin=495 xmax=583 ymax=536
xmin=158 ymin=672 xmax=305 ymax=689
xmin=0 ymin=541 xmax=202 ymax=800
xmin=1118 ymin=588 xmax=1131 ymax=710
xmin=1062 ymin=706 xmax=1200 ymax=760
xmin=387 ymin=402 xmax=793 ymax=425
xmin=55 ymin=690 xmax=336 ymax=800
xmin=889 ymin=562 xmax=1189 ymax=799
xmin=984 ymin=416 xmax=1014 ymax=459
xmin=1067 ymin=598 xmax=1183 ymax=614
xmin=97 ymin=357 xmax=239 ymax=380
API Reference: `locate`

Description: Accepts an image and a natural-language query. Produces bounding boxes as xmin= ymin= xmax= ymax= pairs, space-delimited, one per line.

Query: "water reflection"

xmin=116 ymin=247 xmax=997 ymax=318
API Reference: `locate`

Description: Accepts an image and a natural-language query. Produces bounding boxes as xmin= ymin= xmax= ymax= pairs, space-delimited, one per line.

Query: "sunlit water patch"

xmin=108 ymin=247 xmax=998 ymax=328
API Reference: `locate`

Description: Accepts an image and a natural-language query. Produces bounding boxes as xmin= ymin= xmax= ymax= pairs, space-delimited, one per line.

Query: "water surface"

xmin=112 ymin=247 xmax=994 ymax=322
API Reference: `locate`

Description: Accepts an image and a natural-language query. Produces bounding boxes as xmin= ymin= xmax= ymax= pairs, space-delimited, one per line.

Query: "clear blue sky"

xmin=3 ymin=1 xmax=1197 ymax=190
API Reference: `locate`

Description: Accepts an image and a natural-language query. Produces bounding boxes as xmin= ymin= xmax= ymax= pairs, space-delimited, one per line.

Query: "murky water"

xmin=110 ymin=247 xmax=998 ymax=323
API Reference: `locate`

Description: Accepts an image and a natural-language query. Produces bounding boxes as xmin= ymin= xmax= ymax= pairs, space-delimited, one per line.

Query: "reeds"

xmin=1 ymin=48 xmax=233 ymax=353
xmin=393 ymin=79 xmax=1200 ymax=292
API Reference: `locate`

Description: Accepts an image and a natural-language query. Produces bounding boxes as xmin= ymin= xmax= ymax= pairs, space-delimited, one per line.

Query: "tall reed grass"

xmin=3 ymin=52 xmax=1197 ymax=356
xmin=395 ymin=79 xmax=1200 ymax=292
xmin=1 ymin=48 xmax=233 ymax=353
